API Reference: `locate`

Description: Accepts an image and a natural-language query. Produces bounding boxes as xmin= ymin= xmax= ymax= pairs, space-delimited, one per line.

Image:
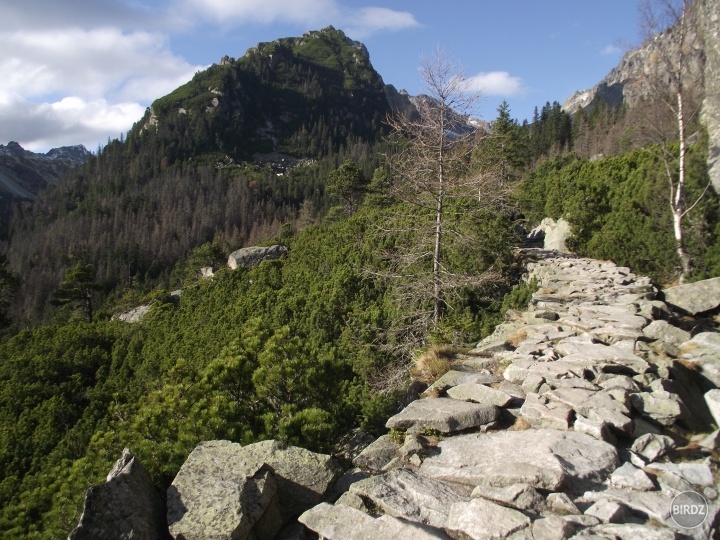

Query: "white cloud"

xmin=344 ymin=7 xmax=420 ymax=39
xmin=0 ymin=26 xmax=202 ymax=152
xmin=177 ymin=0 xmax=340 ymax=26
xmin=466 ymin=71 xmax=526 ymax=96
xmin=175 ymin=0 xmax=419 ymax=38
xmin=601 ymin=44 xmax=623 ymax=56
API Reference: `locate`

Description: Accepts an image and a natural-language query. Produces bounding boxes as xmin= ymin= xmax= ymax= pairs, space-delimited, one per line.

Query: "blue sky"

xmin=1 ymin=0 xmax=641 ymax=153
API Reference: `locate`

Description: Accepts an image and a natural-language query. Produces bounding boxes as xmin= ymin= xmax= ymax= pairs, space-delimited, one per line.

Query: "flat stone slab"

xmin=663 ymin=276 xmax=720 ymax=314
xmin=419 ymin=429 xmax=618 ymax=491
xmin=298 ymin=503 xmax=449 ymax=540
xmin=545 ymin=387 xmax=632 ymax=432
xmin=446 ymin=383 xmax=515 ymax=407
xmin=385 ymin=398 xmax=499 ymax=434
xmin=422 ymin=370 xmax=500 ymax=397
xmin=446 ymin=498 xmax=531 ymax=540
xmin=554 ymin=343 xmax=649 ymax=374
xmin=349 ymin=469 xmax=466 ymax=529
xmin=521 ymin=393 xmax=573 ymax=430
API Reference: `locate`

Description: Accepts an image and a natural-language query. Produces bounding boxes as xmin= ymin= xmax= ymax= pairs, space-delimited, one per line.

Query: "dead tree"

xmin=379 ymin=49 xmax=510 ymax=346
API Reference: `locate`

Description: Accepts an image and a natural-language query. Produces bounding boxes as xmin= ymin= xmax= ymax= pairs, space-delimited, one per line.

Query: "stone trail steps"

xmin=299 ymin=250 xmax=720 ymax=540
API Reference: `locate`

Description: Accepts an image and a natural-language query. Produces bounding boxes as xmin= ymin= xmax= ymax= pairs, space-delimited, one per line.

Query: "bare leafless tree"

xmin=638 ymin=0 xmax=709 ymax=281
xmin=378 ymin=49 xmax=510 ymax=346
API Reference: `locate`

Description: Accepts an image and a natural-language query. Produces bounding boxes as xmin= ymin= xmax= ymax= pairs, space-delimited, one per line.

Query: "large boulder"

xmin=419 ymin=429 xmax=619 ymax=491
xmin=167 ymin=440 xmax=342 ymax=539
xmin=227 ymin=245 xmax=288 ymax=269
xmin=662 ymin=276 xmax=720 ymax=314
xmin=69 ymin=448 xmax=168 ymax=540
xmin=528 ymin=217 xmax=573 ymax=252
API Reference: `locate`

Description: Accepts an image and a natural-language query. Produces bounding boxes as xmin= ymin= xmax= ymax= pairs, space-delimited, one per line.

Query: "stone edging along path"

xmin=300 ymin=249 xmax=720 ymax=539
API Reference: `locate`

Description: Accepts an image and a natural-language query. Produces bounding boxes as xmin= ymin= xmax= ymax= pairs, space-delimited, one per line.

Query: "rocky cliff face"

xmin=563 ymin=0 xmax=720 ymax=191
xmin=697 ymin=0 xmax=720 ymax=194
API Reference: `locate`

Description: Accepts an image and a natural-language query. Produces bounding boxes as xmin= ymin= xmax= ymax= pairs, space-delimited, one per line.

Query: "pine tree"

xmin=52 ymin=261 xmax=102 ymax=323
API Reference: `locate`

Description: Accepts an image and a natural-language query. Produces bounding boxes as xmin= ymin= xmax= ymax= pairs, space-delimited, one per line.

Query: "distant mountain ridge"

xmin=562 ymin=0 xmax=720 ymax=190
xmin=0 ymin=141 xmax=91 ymax=201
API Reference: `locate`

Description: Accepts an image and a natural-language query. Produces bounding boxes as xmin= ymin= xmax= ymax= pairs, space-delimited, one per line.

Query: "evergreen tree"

xmin=52 ymin=261 xmax=101 ymax=323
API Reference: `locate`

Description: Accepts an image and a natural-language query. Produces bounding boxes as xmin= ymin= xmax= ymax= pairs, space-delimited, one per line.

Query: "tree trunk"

xmin=433 ymin=185 xmax=443 ymax=327
xmin=674 ymin=86 xmax=691 ymax=282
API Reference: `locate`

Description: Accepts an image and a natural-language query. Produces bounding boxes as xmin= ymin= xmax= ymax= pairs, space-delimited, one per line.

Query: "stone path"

xmin=300 ymin=250 xmax=720 ymax=540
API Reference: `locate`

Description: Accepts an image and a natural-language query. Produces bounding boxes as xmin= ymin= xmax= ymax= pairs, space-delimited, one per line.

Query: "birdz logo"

xmin=671 ymin=491 xmax=708 ymax=529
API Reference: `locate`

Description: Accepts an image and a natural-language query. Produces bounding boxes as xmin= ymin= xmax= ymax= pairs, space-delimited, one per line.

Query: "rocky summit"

xmin=71 ymin=248 xmax=720 ymax=539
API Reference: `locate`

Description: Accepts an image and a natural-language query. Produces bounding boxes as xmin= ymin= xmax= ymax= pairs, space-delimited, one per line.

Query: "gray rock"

xmin=609 ymin=462 xmax=655 ymax=491
xmin=329 ymin=468 xmax=370 ymax=501
xmin=470 ymin=483 xmax=543 ymax=511
xmin=298 ymin=503 xmax=449 ymax=539
xmin=582 ymin=489 xmax=672 ymax=523
xmin=591 ymin=524 xmax=676 ymax=540
xmin=546 ymin=387 xmax=632 ymax=433
xmin=334 ymin=491 xmax=369 ymax=511
xmin=705 ymin=389 xmax=720 ymax=425
xmin=114 ymin=304 xmax=152 ymax=323
xmin=333 ymin=428 xmax=376 ymax=462
xmin=629 ymin=391 xmax=684 ymax=426
xmin=561 ymin=514 xmax=601 ymax=529
xmin=554 ymin=342 xmax=650 ymax=374
xmin=631 ymin=434 xmax=675 ymax=463
xmin=168 ymin=462 xmax=277 ymax=540
xmin=642 ymin=320 xmax=691 ymax=346
xmin=168 ymin=439 xmax=342 ymax=538
xmin=352 ymin=434 xmax=399 ymax=472
xmin=520 ymin=392 xmax=573 ymax=430
xmin=546 ymin=492 xmax=581 ymax=515
xmin=584 ymin=500 xmax=626 ymax=523
xmin=646 ymin=460 xmax=714 ymax=488
xmin=532 ymin=515 xmax=577 ymax=540
xmin=349 ymin=469 xmax=466 ymax=528
xmin=399 ymin=433 xmax=426 ymax=461
xmin=530 ymin=217 xmax=572 ymax=252
xmin=699 ymin=429 xmax=720 ymax=450
xmin=70 ymin=449 xmax=167 ymax=540
xmin=446 ymin=383 xmax=515 ymax=407
xmin=598 ymin=375 xmax=640 ymax=393
xmin=574 ymin=414 xmax=615 ymax=443
xmin=385 ymin=397 xmax=500 ymax=434
xmin=446 ymin=498 xmax=531 ymax=540
xmin=422 ymin=370 xmax=500 ymax=397
xmin=419 ymin=430 xmax=618 ymax=491
xmin=228 ymin=245 xmax=287 ymax=269
xmin=663 ymin=276 xmax=720 ymax=314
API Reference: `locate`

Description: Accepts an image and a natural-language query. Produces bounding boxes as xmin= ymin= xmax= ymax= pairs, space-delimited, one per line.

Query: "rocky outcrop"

xmin=167 ymin=439 xmax=342 ymax=539
xmin=698 ymin=0 xmax=720 ymax=194
xmin=527 ymin=217 xmax=573 ymax=252
xmin=72 ymin=440 xmax=342 ymax=540
xmin=299 ymin=249 xmax=720 ymax=539
xmin=227 ymin=245 xmax=288 ymax=269
xmin=69 ymin=448 xmax=167 ymax=540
